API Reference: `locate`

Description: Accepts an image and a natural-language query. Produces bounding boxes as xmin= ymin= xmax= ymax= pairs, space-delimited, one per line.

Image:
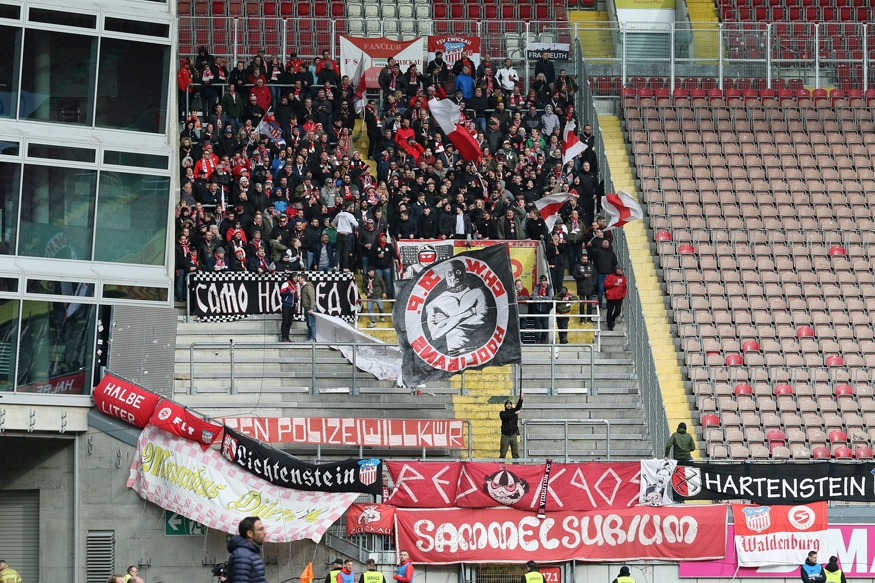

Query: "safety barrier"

xmin=521 ymin=418 xmax=613 ymax=461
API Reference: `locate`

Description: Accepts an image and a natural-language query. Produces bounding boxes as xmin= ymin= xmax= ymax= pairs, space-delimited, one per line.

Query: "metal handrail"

xmin=521 ymin=418 xmax=612 ymax=461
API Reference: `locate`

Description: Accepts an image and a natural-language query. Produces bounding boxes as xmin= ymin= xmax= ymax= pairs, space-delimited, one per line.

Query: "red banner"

xmin=346 ymin=503 xmax=396 ymax=535
xmin=93 ymin=372 xmax=161 ymax=427
xmin=732 ymin=502 xmax=828 ymax=567
xmin=387 ymin=461 xmax=641 ymax=511
xmin=395 ymin=505 xmax=728 ymax=563
xmin=220 ymin=417 xmax=466 ymax=448
xmin=149 ymin=399 xmax=222 ymax=449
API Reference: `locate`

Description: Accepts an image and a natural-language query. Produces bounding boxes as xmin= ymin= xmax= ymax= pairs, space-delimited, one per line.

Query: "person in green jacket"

xmin=664 ymin=422 xmax=696 ymax=460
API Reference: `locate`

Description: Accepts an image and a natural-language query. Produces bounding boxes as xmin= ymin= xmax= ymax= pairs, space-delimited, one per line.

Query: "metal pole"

xmin=766 ymin=23 xmax=772 ymax=89
xmin=330 ymin=19 xmax=337 ymax=61
xmin=311 ymin=342 xmax=317 ymax=395
xmin=229 ymin=339 xmax=236 ymax=395
xmin=670 ymin=24 xmax=676 ymax=89
xmin=282 ymin=19 xmax=288 ymax=62
xmin=606 ymin=420 xmax=612 ymax=460
xmin=466 ymin=420 xmax=473 ymax=459
xmin=718 ymin=22 xmax=723 ymax=89
xmin=622 ymin=25 xmax=627 ymax=89
xmin=864 ymin=24 xmax=869 ymax=92
xmin=233 ymin=18 xmax=238 ymax=65
xmin=525 ymin=21 xmax=531 ymax=85
xmin=189 ymin=345 xmax=195 ymax=395
xmin=564 ymin=420 xmax=569 ymax=462
xmin=550 ymin=343 xmax=556 ymax=396
xmin=814 ymin=23 xmax=820 ymax=89
xmin=461 ymin=370 xmax=467 ymax=396
xmin=352 ymin=343 xmax=358 ymax=395
xmin=521 ymin=420 xmax=527 ymax=458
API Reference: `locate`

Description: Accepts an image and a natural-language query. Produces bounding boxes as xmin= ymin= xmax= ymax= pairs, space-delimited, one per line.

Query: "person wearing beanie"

xmin=823 ymin=556 xmax=845 ymax=583
xmin=324 ymin=558 xmax=344 ymax=583
xmin=664 ymin=421 xmax=696 ymax=461
xmin=499 ymin=391 xmax=524 ymax=458
xmin=611 ymin=566 xmax=634 ymax=583
xmin=520 ymin=561 xmax=544 ymax=583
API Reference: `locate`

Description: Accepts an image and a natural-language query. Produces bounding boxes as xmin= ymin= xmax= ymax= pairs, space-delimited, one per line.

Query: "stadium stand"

xmin=624 ymin=86 xmax=875 ymax=460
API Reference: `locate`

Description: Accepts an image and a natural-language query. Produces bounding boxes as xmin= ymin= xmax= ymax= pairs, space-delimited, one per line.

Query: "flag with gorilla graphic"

xmin=393 ymin=245 xmax=522 ymax=386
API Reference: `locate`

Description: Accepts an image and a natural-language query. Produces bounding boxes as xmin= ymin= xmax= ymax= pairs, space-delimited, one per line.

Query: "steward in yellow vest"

xmin=325 ymin=558 xmax=343 ymax=583
xmin=520 ymin=561 xmax=545 ymax=583
xmin=612 ymin=566 xmax=635 ymax=583
xmin=360 ymin=559 xmax=386 ymax=583
xmin=824 ymin=556 xmax=846 ymax=583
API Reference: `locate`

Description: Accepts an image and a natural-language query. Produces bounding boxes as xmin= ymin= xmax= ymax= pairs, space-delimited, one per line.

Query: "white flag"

xmin=534 ymin=192 xmax=577 ymax=232
xmin=601 ymin=189 xmax=643 ymax=230
xmin=562 ymin=120 xmax=587 ymax=166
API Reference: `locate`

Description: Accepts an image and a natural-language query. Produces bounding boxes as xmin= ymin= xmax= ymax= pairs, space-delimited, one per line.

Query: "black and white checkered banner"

xmin=188 ymin=271 xmax=358 ymax=323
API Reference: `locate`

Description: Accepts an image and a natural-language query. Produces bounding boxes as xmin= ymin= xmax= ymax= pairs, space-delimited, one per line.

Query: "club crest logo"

xmin=221 ymin=434 xmax=237 ymax=459
xmin=157 ymin=407 xmax=172 ymax=421
xmin=788 ymin=505 xmax=816 ymax=530
xmin=483 ymin=468 xmax=530 ymax=505
xmin=357 ymin=504 xmax=382 ymax=524
xmin=672 ymin=466 xmax=702 ymax=497
xmin=743 ymin=506 xmax=772 ymax=533
xmin=358 ymin=459 xmax=380 ymax=485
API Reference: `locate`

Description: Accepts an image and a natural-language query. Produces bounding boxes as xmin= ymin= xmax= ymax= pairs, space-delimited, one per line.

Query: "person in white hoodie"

xmin=496 ymin=58 xmax=520 ymax=95
xmin=541 ymin=104 xmax=560 ymax=136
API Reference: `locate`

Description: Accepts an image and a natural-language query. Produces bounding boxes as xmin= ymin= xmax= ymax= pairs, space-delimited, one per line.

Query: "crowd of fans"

xmin=175 ymin=46 xmax=621 ymax=317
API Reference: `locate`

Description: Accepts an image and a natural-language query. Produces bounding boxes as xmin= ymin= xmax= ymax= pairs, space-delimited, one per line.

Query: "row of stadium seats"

xmin=626 ymin=95 xmax=875 ymax=459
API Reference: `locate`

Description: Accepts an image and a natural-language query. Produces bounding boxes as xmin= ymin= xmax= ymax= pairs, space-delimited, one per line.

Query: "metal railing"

xmin=180 ymin=18 xmax=875 ymax=92
xmin=521 ymin=418 xmax=613 ymax=461
xmin=576 ymin=39 xmax=671 ymax=457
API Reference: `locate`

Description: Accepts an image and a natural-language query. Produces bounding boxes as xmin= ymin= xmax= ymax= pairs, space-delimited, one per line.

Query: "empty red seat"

xmin=829 ymin=246 xmax=847 ymax=255
xmin=433 ymin=3 xmax=448 ymax=17
xmin=835 ymin=446 xmax=853 ymax=459
xmin=813 ymin=446 xmax=832 ymax=459
xmin=767 ymin=430 xmax=787 ymax=452
xmin=678 ymin=244 xmax=695 ymax=254
xmin=855 ymin=447 xmax=874 ymax=459
xmin=673 ymin=87 xmax=689 ymax=100
xmin=450 ymin=4 xmax=463 ymax=18
xmin=726 ymin=354 xmax=744 ymax=366
xmin=826 ymin=355 xmax=844 ymax=366
xmin=830 ymin=430 xmax=849 ymax=445
xmin=866 ymin=89 xmax=875 ymax=105
xmin=742 ymin=341 xmax=760 ymax=352
xmin=735 ymin=383 xmax=753 ymax=395
xmin=702 ymin=413 xmax=720 ymax=427
xmin=656 ymin=231 xmax=672 ymax=241
xmin=797 ymin=326 xmax=815 ymax=338
xmin=836 ymin=384 xmax=854 ymax=397
xmin=518 ymin=4 xmax=532 ymax=18
xmin=708 ymin=88 xmax=724 ymax=102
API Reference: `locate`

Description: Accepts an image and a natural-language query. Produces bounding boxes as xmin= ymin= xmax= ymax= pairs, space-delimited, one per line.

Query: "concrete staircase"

xmin=173 ymin=311 xmax=651 ymax=461
xmin=569 ymin=10 xmax=616 ymax=62
xmin=687 ymin=0 xmax=721 ymax=63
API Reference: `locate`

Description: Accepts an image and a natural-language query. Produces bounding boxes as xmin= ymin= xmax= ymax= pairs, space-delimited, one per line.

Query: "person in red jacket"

xmin=177 ymin=58 xmax=194 ymax=120
xmin=249 ymin=77 xmax=272 ymax=111
xmin=394 ymin=550 xmax=413 ymax=583
xmin=603 ymin=266 xmax=627 ymax=331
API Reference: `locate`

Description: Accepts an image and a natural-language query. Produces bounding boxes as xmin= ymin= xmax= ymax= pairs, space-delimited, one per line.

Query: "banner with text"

xmin=393 ymin=245 xmax=522 ymax=386
xmin=681 ymin=525 xmax=875 ymax=578
xmin=733 ymin=502 xmax=828 ymax=567
xmin=671 ymin=462 xmax=875 ymax=504
xmin=93 ymin=372 xmax=161 ymax=428
xmin=127 ymin=425 xmax=358 ymax=543
xmin=427 ymin=36 xmax=481 ymax=69
xmin=347 ymin=503 xmax=395 ymax=536
xmin=220 ymin=426 xmax=382 ymax=495
xmin=221 ymin=417 xmax=467 ymax=449
xmin=340 ymin=36 xmax=424 ymax=88
xmin=395 ymin=505 xmax=727 ymax=563
xmin=188 ymin=271 xmax=356 ymax=323
xmin=387 ymin=461 xmax=642 ymax=510
xmin=526 ymin=42 xmax=571 ymax=61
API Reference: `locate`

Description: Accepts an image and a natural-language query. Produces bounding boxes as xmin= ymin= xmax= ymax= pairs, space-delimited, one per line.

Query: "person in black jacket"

xmin=226 ymin=516 xmax=268 ymax=583
xmin=418 ymin=205 xmax=438 ymax=239
xmin=572 ymin=254 xmax=598 ymax=320
xmin=499 ymin=392 xmax=524 ymax=458
xmin=588 ymin=238 xmax=618 ymax=306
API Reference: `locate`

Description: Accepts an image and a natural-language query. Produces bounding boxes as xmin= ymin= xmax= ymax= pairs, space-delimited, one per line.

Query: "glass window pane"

xmin=0 ymin=25 xmax=21 ymax=119
xmin=94 ymin=171 xmax=169 ymax=265
xmin=28 ymin=8 xmax=96 ymax=29
xmin=95 ymin=39 xmax=169 ymax=133
xmin=103 ymin=284 xmax=168 ymax=302
xmin=0 ymin=162 xmax=20 ymax=255
xmin=20 ymin=29 xmax=97 ymax=126
xmin=0 ymin=298 xmax=18 ymax=392
xmin=103 ymin=150 xmax=168 ymax=170
xmin=27 ymin=143 xmax=96 ymax=162
xmin=104 ymin=18 xmax=170 ymax=38
xmin=19 ymin=165 xmax=97 ymax=259
xmin=17 ymin=299 xmax=94 ymax=394
xmin=26 ymin=280 xmax=95 ymax=297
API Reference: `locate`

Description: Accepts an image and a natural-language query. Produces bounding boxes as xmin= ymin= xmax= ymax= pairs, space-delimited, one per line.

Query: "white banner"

xmin=127 ymin=425 xmax=358 ymax=543
xmin=314 ymin=313 xmax=401 ymax=380
xmin=639 ymin=458 xmax=676 ymax=506
xmin=339 ymin=36 xmax=425 ymax=88
xmin=733 ymin=503 xmax=829 ymax=567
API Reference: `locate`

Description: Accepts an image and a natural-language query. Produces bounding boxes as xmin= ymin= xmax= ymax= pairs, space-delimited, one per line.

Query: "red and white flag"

xmin=562 ymin=120 xmax=587 ymax=166
xmin=733 ymin=502 xmax=828 ymax=567
xmin=535 ymin=192 xmax=577 ymax=231
xmin=149 ymin=399 xmax=222 ymax=449
xmin=351 ymin=56 xmax=368 ymax=114
xmin=428 ymin=97 xmax=482 ymax=163
xmin=255 ymin=114 xmax=286 ymax=146
xmin=601 ymin=189 xmax=643 ymax=230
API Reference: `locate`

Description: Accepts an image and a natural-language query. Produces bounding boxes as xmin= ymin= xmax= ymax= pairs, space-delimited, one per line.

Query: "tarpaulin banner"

xmin=427 ymin=36 xmax=481 ymax=69
xmin=671 ymin=462 xmax=875 ymax=504
xmin=733 ymin=502 xmax=828 ymax=567
xmin=339 ymin=36 xmax=424 ymax=88
xmin=395 ymin=505 xmax=728 ymax=564
xmin=314 ymin=313 xmax=401 ymax=381
xmin=92 ymin=372 xmax=161 ymax=427
xmin=346 ymin=503 xmax=395 ymax=535
xmin=396 ymin=240 xmax=540 ymax=294
xmin=188 ymin=271 xmax=356 ymax=323
xmin=127 ymin=425 xmax=358 ymax=543
xmin=386 ymin=461 xmax=642 ymax=510
xmin=149 ymin=399 xmax=222 ymax=449
xmin=639 ymin=459 xmax=676 ymax=507
xmin=221 ymin=417 xmax=467 ymax=448
xmin=681 ymin=525 xmax=875 ymax=578
xmin=393 ymin=245 xmax=522 ymax=386
xmin=220 ymin=426 xmax=383 ymax=495
xmin=525 ymin=42 xmax=571 ymax=61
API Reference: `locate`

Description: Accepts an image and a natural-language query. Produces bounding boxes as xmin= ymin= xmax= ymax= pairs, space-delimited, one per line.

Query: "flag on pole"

xmin=562 ymin=120 xmax=587 ymax=166
xmin=351 ymin=57 xmax=368 ymax=114
xmin=255 ymin=114 xmax=286 ymax=146
xmin=427 ymin=98 xmax=482 ymax=163
xmin=300 ymin=563 xmax=314 ymax=583
xmin=534 ymin=192 xmax=578 ymax=231
xmin=601 ymin=189 xmax=644 ymax=230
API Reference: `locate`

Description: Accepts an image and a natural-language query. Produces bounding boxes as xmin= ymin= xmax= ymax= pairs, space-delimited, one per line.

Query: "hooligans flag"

xmin=393 ymin=245 xmax=522 ymax=386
